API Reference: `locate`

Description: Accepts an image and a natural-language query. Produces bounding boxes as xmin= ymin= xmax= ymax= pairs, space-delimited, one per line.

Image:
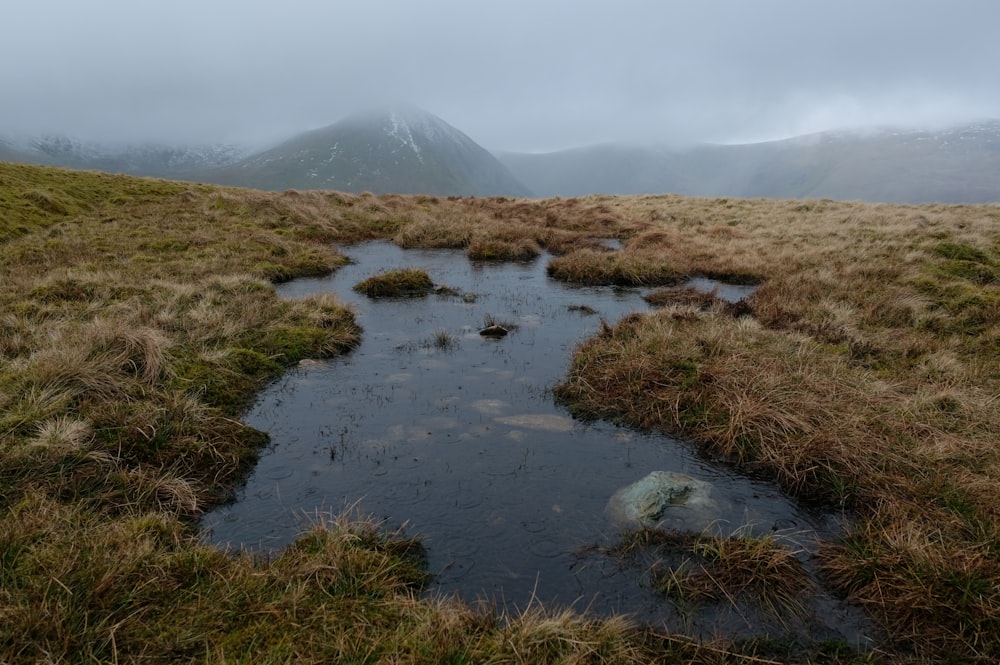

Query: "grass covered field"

xmin=1 ymin=162 xmax=998 ymax=663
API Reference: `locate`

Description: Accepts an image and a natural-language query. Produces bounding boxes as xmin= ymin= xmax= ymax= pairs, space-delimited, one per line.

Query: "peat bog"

xmin=6 ymin=163 xmax=999 ymax=661
xmin=205 ymin=241 xmax=869 ymax=645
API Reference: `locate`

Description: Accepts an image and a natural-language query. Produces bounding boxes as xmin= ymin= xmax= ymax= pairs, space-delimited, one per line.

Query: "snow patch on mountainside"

xmin=387 ymin=112 xmax=423 ymax=163
xmin=387 ymin=106 xmax=482 ymax=151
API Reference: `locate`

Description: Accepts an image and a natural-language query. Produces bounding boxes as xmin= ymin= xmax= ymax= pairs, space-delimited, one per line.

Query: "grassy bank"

xmin=553 ymin=197 xmax=1000 ymax=660
xmin=2 ymin=162 xmax=998 ymax=662
xmin=0 ymin=164 xmax=683 ymax=664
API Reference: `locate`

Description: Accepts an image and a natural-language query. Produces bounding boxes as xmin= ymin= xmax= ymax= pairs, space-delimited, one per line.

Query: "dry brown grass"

xmin=7 ymin=161 xmax=999 ymax=661
xmin=554 ymin=194 xmax=1000 ymax=659
xmin=353 ymin=267 xmax=436 ymax=298
xmin=650 ymin=531 xmax=813 ymax=629
xmin=2 ymin=164 xmax=704 ymax=664
xmin=547 ymin=248 xmax=682 ymax=286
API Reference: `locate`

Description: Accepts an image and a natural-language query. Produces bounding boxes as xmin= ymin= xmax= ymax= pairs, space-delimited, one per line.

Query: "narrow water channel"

xmin=203 ymin=241 xmax=869 ymax=643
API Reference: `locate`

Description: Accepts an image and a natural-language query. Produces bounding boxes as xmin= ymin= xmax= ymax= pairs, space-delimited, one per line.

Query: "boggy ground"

xmin=1 ymin=161 xmax=998 ymax=663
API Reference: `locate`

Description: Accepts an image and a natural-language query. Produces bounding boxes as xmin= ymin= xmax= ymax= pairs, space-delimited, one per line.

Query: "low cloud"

xmin=3 ymin=0 xmax=999 ymax=151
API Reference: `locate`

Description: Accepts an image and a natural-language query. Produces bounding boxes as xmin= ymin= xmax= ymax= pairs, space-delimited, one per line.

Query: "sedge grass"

xmin=655 ymin=531 xmax=813 ymax=623
xmin=602 ymin=527 xmax=814 ymax=637
xmin=428 ymin=328 xmax=459 ymax=350
xmin=554 ymin=195 xmax=1000 ymax=659
xmin=4 ymin=161 xmax=999 ymax=661
xmin=0 ymin=163 xmax=685 ymax=664
xmin=352 ymin=267 xmax=435 ymax=298
xmin=546 ymin=247 xmax=682 ymax=286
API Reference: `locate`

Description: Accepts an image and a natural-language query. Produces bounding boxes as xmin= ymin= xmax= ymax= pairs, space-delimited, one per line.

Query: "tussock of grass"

xmin=428 ymin=328 xmax=459 ymax=350
xmin=352 ymin=267 xmax=435 ymax=298
xmin=547 ymin=248 xmax=682 ymax=286
xmin=1 ymin=499 xmax=425 ymax=662
xmin=610 ymin=529 xmax=816 ymax=646
xmin=644 ymin=285 xmax=719 ymax=309
xmin=605 ymin=526 xmax=813 ymax=628
xmin=467 ymin=236 xmax=542 ymax=261
xmin=394 ymin=215 xmax=473 ymax=249
xmin=654 ymin=531 xmax=812 ymax=620
xmin=466 ymin=220 xmax=547 ymax=261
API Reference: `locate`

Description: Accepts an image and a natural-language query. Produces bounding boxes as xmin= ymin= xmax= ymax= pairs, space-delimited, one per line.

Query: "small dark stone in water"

xmin=479 ymin=324 xmax=509 ymax=338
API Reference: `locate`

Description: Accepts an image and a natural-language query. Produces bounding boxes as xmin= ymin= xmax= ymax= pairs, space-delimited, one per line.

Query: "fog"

xmin=3 ymin=0 xmax=999 ymax=151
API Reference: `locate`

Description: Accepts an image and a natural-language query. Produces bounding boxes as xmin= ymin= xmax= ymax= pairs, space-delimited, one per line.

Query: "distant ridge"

xmin=3 ymin=116 xmax=999 ymax=203
xmin=0 ymin=135 xmax=246 ymax=177
xmin=497 ymin=122 xmax=1000 ymax=204
xmin=198 ymin=107 xmax=532 ymax=197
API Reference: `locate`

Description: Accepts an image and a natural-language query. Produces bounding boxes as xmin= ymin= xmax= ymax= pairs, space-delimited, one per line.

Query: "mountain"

xmin=0 ymin=135 xmax=246 ymax=177
xmin=198 ymin=107 xmax=532 ymax=197
xmin=498 ymin=121 xmax=1000 ymax=204
xmin=5 ymin=114 xmax=998 ymax=203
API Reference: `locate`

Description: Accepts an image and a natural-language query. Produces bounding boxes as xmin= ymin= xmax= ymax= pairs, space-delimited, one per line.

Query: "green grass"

xmin=0 ymin=162 xmax=190 ymax=241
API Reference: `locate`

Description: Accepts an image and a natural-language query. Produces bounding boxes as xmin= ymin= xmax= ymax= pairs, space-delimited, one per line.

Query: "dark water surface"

xmin=203 ymin=241 xmax=870 ymax=644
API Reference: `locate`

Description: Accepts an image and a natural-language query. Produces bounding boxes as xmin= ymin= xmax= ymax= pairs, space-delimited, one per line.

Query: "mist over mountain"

xmin=0 ymin=135 xmax=246 ymax=177
xmin=498 ymin=122 xmax=1000 ymax=204
xmin=195 ymin=108 xmax=532 ymax=197
xmin=3 ymin=112 xmax=999 ymax=203
xmin=0 ymin=108 xmax=530 ymax=198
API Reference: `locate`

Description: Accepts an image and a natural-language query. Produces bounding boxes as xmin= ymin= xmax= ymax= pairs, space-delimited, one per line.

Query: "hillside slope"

xmin=0 ymin=135 xmax=246 ymax=177
xmin=499 ymin=122 xmax=1000 ymax=203
xmin=199 ymin=108 xmax=532 ymax=197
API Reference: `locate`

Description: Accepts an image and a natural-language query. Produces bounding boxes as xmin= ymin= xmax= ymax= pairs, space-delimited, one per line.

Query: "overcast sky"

xmin=3 ymin=0 xmax=999 ymax=152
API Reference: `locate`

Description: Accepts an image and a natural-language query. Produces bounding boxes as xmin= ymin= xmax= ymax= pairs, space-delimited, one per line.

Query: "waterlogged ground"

xmin=204 ymin=241 xmax=870 ymax=644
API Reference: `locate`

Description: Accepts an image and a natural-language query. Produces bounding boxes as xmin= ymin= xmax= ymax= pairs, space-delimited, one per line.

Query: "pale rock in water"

xmin=606 ymin=471 xmax=716 ymax=528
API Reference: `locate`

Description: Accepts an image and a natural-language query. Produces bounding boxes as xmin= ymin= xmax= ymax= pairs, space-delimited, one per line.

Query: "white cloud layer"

xmin=3 ymin=0 xmax=999 ymax=151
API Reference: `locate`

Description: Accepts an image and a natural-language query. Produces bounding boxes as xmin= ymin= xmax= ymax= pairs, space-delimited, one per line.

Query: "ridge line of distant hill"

xmin=3 ymin=113 xmax=999 ymax=203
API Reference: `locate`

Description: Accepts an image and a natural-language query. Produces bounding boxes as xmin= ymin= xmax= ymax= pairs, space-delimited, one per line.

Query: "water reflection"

xmin=203 ymin=241 xmax=867 ymax=643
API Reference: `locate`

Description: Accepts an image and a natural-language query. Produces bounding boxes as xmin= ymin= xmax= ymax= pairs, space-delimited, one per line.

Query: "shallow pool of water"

xmin=203 ymin=241 xmax=868 ymax=643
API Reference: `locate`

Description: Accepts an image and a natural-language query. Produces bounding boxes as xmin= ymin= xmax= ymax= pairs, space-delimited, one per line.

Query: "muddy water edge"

xmin=202 ymin=241 xmax=872 ymax=646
